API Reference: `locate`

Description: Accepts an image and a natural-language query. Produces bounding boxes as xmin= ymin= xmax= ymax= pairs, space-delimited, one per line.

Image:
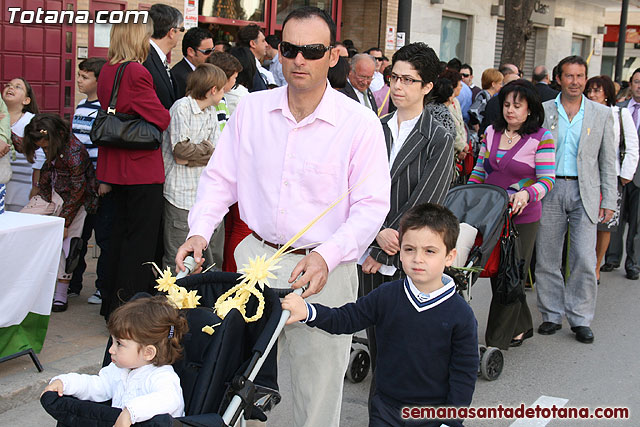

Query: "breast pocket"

xmin=300 ymin=161 xmax=340 ymax=206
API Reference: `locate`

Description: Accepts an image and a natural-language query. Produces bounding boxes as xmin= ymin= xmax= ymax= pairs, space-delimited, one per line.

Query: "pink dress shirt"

xmin=188 ymin=83 xmax=391 ymax=272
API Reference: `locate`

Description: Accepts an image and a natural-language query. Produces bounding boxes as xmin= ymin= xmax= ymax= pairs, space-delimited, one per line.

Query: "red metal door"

xmin=0 ymin=0 xmax=77 ymax=120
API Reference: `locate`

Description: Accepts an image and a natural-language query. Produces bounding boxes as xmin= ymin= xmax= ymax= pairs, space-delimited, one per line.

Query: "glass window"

xmin=440 ymin=16 xmax=467 ymax=62
xmin=571 ymin=37 xmax=586 ymax=57
xmin=200 ymin=0 xmax=265 ymax=22
xmin=276 ymin=1 xmax=332 ymax=25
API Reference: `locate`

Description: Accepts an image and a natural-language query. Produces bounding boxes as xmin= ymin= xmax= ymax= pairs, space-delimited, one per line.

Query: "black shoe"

xmin=52 ymin=300 xmax=68 ymax=312
xmin=600 ymin=263 xmax=618 ymax=272
xmin=626 ymin=271 xmax=639 ymax=280
xmin=510 ymin=329 xmax=534 ymax=347
xmin=571 ymin=326 xmax=594 ymax=343
xmin=538 ymin=322 xmax=562 ymax=335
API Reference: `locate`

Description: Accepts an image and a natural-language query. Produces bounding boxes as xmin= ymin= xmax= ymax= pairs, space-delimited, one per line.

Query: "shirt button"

xmin=283 ymin=180 xmax=288 ymax=186
xmin=280 ymin=209 xmax=285 ymax=214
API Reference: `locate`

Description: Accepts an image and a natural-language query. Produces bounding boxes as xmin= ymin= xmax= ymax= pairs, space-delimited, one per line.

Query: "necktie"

xmin=164 ymin=59 xmax=172 ymax=84
xmin=632 ymin=104 xmax=640 ymax=130
xmin=362 ymin=91 xmax=371 ymax=109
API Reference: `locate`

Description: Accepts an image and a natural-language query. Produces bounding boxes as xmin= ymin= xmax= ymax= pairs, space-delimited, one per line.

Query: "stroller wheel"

xmin=345 ymin=349 xmax=370 ymax=383
xmin=480 ymin=347 xmax=503 ymax=381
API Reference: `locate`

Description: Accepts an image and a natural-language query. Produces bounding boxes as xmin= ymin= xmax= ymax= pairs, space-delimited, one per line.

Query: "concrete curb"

xmin=0 ymin=346 xmax=104 ymax=414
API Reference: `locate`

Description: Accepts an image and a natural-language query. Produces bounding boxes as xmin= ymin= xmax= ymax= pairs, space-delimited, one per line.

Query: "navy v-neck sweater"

xmin=307 ymin=278 xmax=478 ymax=407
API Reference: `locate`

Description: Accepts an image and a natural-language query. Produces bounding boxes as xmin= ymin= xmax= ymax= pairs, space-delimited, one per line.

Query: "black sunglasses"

xmin=460 ymin=73 xmax=470 ymax=78
xmin=174 ymin=26 xmax=185 ymax=33
xmin=280 ymin=41 xmax=332 ymax=60
xmin=197 ymin=48 xmax=214 ymax=55
xmin=374 ymin=57 xmax=384 ymax=62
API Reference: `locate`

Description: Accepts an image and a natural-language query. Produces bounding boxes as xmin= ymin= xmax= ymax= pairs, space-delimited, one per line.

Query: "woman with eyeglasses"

xmin=584 ymin=75 xmax=639 ymax=283
xmin=358 ymin=42 xmax=454 ymax=402
xmin=96 ymin=20 xmax=171 ymax=318
xmin=469 ymin=79 xmax=555 ymax=349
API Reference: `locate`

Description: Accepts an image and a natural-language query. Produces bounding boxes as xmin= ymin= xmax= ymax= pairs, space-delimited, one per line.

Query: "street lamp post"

xmin=614 ymin=0 xmax=629 ymax=82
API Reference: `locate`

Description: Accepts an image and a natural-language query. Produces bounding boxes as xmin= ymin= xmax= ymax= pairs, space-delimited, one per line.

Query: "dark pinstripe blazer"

xmin=369 ymin=108 xmax=455 ymax=268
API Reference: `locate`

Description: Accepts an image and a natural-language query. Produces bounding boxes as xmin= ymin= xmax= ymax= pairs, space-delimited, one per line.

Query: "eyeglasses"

xmin=196 ymin=48 xmax=214 ymax=55
xmin=173 ymin=26 xmax=185 ymax=33
xmin=280 ymin=41 xmax=332 ymax=60
xmin=374 ymin=57 xmax=384 ymax=62
xmin=586 ymin=87 xmax=603 ymax=94
xmin=460 ymin=73 xmax=470 ymax=78
xmin=389 ymin=73 xmax=424 ymax=86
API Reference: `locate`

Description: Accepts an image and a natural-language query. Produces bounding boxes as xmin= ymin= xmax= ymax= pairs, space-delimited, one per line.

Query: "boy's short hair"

xmin=206 ymin=51 xmax=243 ymax=79
xmin=78 ymin=57 xmax=107 ymax=79
xmin=186 ymin=63 xmax=227 ymax=100
xmin=398 ymin=203 xmax=460 ymax=253
xmin=108 ymin=296 xmax=188 ymax=366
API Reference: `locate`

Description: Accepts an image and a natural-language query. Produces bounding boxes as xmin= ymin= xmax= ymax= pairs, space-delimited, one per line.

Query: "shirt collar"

xmin=555 ymin=93 xmax=585 ymax=120
xmin=267 ymin=82 xmax=338 ymax=127
xmin=186 ymin=96 xmax=211 ymax=115
xmin=629 ymin=98 xmax=640 ymax=110
xmin=404 ymin=275 xmax=456 ymax=312
xmin=185 ymin=57 xmax=196 ymax=71
xmin=150 ymin=40 xmax=167 ymax=64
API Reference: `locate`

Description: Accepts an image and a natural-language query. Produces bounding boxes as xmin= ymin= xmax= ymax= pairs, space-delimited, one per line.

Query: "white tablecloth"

xmin=0 ymin=211 xmax=64 ymax=327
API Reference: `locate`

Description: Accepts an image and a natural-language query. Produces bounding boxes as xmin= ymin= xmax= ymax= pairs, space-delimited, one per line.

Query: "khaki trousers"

xmin=235 ymin=234 xmax=358 ymax=427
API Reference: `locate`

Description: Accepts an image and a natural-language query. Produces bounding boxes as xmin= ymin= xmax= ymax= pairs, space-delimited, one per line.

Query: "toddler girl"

xmin=43 ymin=296 xmax=188 ymax=426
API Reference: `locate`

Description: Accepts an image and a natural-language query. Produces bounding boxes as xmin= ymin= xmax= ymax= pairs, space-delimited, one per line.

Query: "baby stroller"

xmin=345 ymin=184 xmax=510 ymax=383
xmin=41 ymin=268 xmax=297 ymax=427
xmin=443 ymin=183 xmax=510 ymax=381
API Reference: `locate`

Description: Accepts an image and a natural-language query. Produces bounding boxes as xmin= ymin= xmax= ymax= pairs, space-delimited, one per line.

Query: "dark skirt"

xmin=485 ymin=220 xmax=538 ymax=350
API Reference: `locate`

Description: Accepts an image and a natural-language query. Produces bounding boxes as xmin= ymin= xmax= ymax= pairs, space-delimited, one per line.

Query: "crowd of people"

xmin=0 ymin=3 xmax=637 ymax=426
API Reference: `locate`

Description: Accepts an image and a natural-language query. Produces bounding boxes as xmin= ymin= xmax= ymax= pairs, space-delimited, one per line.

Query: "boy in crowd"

xmin=162 ymin=63 xmax=227 ymax=273
xmin=69 ymin=57 xmax=113 ymax=305
xmin=283 ymin=203 xmax=478 ymax=426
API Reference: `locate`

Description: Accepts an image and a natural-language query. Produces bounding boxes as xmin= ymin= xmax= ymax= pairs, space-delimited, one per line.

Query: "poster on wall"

xmin=184 ymin=0 xmax=199 ymax=29
xmin=386 ymin=26 xmax=396 ymax=51
xmin=396 ymin=32 xmax=405 ymax=48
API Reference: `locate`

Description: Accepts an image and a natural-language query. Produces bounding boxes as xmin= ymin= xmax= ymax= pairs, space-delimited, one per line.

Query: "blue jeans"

xmin=69 ymin=192 xmax=115 ymax=293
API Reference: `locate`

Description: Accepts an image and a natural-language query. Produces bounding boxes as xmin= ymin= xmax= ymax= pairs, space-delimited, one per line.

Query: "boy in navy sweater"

xmin=283 ymin=203 xmax=478 ymax=426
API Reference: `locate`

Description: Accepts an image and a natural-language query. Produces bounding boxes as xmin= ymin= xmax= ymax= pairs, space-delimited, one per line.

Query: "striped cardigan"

xmin=369 ymin=108 xmax=455 ymax=268
xmin=469 ymin=125 xmax=555 ymax=224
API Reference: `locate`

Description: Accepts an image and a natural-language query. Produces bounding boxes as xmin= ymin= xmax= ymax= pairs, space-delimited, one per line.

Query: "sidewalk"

xmin=0 ymin=250 xmax=109 ymax=415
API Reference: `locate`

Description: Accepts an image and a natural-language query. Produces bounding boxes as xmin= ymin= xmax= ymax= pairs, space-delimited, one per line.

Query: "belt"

xmin=556 ymin=175 xmax=578 ymax=180
xmin=251 ymin=232 xmax=313 ymax=256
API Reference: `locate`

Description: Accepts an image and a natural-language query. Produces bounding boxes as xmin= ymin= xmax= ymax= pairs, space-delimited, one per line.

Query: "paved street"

xmin=2 ymin=259 xmax=638 ymax=426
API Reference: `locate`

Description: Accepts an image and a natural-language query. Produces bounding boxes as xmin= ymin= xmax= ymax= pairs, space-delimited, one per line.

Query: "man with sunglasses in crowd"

xmin=340 ymin=53 xmax=379 ymax=113
xmin=145 ymin=3 xmax=184 ymax=110
xmin=171 ymin=27 xmax=214 ymax=98
xmin=176 ymin=7 xmax=390 ymax=427
xmin=366 ymin=47 xmax=385 ymax=92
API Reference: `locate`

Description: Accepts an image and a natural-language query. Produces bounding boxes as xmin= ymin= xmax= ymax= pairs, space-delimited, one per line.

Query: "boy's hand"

xmin=376 ymin=228 xmax=400 ymax=255
xmin=114 ymin=407 xmax=132 ymax=427
xmin=282 ymin=293 xmax=308 ymax=325
xmin=98 ymin=183 xmax=112 ymax=196
xmin=41 ymin=379 xmax=64 ymax=397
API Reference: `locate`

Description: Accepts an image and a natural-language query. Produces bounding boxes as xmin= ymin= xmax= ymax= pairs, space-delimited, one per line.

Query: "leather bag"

xmin=494 ymin=208 xmax=525 ymax=305
xmin=90 ymin=61 xmax=162 ymax=150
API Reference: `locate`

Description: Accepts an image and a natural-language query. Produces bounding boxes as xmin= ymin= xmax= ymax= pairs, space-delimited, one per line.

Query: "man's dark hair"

xmin=556 ymin=55 xmax=588 ymax=78
xmin=181 ymin=27 xmax=213 ymax=56
xmin=399 ymin=203 xmax=460 ymax=254
xmin=365 ymin=47 xmax=382 ymax=55
xmin=392 ymin=42 xmax=440 ymax=86
xmin=494 ymin=79 xmax=545 ymax=136
xmin=282 ymin=7 xmax=336 ymax=45
xmin=237 ymin=24 xmax=262 ymax=48
xmin=532 ymin=66 xmax=548 ymax=83
xmin=630 ymin=67 xmax=640 ymax=81
xmin=230 ymin=46 xmax=256 ymax=91
xmin=149 ymin=4 xmax=183 ymax=39
xmin=585 ymin=75 xmax=617 ymax=107
xmin=78 ymin=57 xmax=107 ymax=79
xmin=265 ymin=34 xmax=280 ymax=49
xmin=206 ymin=51 xmax=243 ymax=79
xmin=446 ymin=58 xmax=462 ymax=72
xmin=214 ymin=40 xmax=231 ymax=53
xmin=460 ymin=64 xmax=473 ymax=75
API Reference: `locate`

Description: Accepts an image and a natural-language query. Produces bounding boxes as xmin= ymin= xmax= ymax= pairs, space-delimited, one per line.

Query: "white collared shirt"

xmin=184 ymin=57 xmax=196 ymax=71
xmin=256 ymin=58 xmax=276 ymax=85
xmin=150 ymin=39 xmax=167 ymax=64
xmin=403 ymin=275 xmax=456 ymax=312
xmin=347 ymin=79 xmax=368 ymax=106
xmin=387 ymin=111 xmax=421 ymax=167
xmin=370 ymin=71 xmax=384 ymax=92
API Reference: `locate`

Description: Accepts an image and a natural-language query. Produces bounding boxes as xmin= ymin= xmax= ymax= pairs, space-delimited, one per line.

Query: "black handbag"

xmin=494 ymin=208 xmax=525 ymax=305
xmin=90 ymin=61 xmax=162 ymax=150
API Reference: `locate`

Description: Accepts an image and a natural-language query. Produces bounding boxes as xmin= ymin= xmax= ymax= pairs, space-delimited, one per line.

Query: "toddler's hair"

xmin=398 ymin=203 xmax=460 ymax=253
xmin=107 ymin=296 xmax=188 ymax=365
xmin=186 ymin=63 xmax=227 ymax=100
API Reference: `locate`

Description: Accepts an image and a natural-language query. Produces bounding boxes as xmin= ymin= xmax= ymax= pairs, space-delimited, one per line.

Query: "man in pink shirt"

xmin=176 ymin=7 xmax=390 ymax=427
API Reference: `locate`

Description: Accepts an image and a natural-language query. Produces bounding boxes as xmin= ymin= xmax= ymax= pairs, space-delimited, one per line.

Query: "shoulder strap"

xmin=107 ymin=61 xmax=132 ymax=114
xmin=618 ymin=108 xmax=626 ymax=161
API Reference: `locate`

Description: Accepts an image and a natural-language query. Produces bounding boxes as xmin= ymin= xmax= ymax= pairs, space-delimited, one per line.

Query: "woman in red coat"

xmin=96 ymin=21 xmax=170 ymax=318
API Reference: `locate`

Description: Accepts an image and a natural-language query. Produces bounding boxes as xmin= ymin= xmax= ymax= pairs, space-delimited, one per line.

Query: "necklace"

xmin=504 ymin=129 xmax=520 ymax=144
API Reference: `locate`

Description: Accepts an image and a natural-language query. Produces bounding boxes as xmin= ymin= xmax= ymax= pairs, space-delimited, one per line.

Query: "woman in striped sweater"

xmin=469 ymin=79 xmax=555 ymax=350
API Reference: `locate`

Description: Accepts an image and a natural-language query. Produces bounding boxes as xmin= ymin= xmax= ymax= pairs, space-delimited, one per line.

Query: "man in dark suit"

xmin=237 ymin=24 xmax=272 ymax=91
xmin=144 ymin=4 xmax=183 ymax=110
xmin=339 ymin=53 xmax=378 ymax=113
xmin=604 ymin=67 xmax=640 ymax=279
xmin=532 ymin=65 xmax=560 ymax=102
xmin=171 ymin=27 xmax=214 ymax=99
